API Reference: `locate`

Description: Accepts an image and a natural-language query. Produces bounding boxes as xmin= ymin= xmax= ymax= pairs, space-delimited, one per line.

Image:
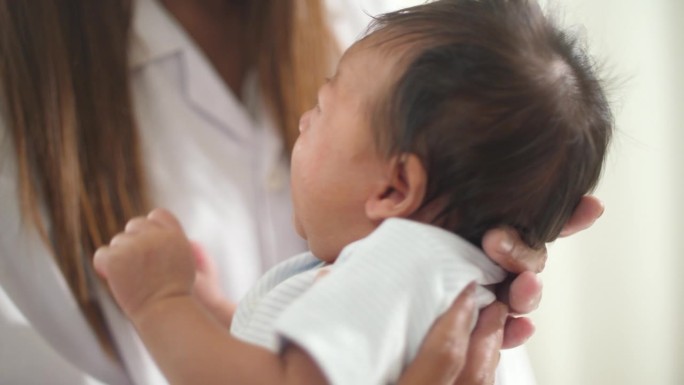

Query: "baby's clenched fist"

xmin=94 ymin=208 xmax=196 ymax=321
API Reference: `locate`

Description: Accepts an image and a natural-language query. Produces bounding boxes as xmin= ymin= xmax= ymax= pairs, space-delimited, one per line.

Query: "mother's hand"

xmin=481 ymin=195 xmax=604 ymax=348
xmin=397 ymin=196 xmax=604 ymax=385
xmin=397 ymin=283 xmax=508 ymax=385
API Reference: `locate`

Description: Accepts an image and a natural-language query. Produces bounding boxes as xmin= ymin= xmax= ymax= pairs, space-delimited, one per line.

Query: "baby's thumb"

xmin=190 ymin=240 xmax=213 ymax=276
xmin=92 ymin=247 xmax=110 ymax=278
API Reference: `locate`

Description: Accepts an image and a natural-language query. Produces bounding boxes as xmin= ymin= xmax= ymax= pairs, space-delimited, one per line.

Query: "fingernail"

xmin=528 ymin=277 xmax=543 ymax=308
xmin=518 ymin=277 xmax=543 ymax=312
xmin=597 ymin=201 xmax=605 ymax=218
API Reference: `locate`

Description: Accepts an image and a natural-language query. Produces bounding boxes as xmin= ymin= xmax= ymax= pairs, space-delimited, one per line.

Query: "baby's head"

xmin=291 ymin=0 xmax=613 ymax=261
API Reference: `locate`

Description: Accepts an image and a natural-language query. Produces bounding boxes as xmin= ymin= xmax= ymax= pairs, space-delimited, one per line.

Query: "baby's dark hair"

xmin=366 ymin=0 xmax=613 ymax=248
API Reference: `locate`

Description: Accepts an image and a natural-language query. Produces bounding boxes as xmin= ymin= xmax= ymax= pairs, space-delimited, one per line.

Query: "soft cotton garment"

xmin=231 ymin=218 xmax=507 ymax=385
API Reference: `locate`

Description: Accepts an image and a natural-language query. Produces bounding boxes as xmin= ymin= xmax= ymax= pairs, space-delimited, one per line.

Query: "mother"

xmin=0 ymin=0 xmax=601 ymax=384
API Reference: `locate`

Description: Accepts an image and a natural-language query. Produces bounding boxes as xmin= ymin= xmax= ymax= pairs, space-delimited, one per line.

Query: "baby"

xmin=94 ymin=0 xmax=612 ymax=384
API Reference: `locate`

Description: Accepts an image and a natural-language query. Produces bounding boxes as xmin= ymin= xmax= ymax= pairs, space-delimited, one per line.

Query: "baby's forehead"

xmin=352 ymin=29 xmax=411 ymax=60
xmin=338 ymin=33 xmax=413 ymax=90
xmin=335 ymin=40 xmax=390 ymax=84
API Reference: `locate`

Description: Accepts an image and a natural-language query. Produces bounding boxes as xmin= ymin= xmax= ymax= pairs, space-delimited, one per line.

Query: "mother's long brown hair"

xmin=0 ymin=0 xmax=336 ymax=359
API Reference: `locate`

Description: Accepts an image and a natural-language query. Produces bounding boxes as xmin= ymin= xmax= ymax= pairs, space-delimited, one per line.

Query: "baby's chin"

xmin=292 ymin=215 xmax=307 ymax=240
xmin=292 ymin=215 xmax=333 ymax=262
xmin=308 ymin=243 xmax=339 ymax=264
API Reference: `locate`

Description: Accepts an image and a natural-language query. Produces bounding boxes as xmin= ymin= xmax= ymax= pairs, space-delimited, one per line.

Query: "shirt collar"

xmin=128 ymin=0 xmax=260 ymax=142
xmin=129 ymin=0 xmax=189 ymax=69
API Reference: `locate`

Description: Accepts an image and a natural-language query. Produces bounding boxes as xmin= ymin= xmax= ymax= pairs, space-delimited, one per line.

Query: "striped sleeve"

xmin=274 ymin=219 xmax=505 ymax=385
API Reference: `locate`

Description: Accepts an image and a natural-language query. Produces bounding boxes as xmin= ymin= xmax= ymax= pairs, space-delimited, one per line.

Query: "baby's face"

xmin=290 ymin=41 xmax=392 ymax=262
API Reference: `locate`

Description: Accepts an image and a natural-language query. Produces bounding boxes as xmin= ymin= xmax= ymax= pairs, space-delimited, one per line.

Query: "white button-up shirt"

xmin=1 ymin=0 xmax=305 ymax=383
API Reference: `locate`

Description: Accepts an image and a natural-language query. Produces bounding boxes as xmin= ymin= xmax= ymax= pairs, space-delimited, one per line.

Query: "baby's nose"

xmin=298 ymin=110 xmax=312 ymax=132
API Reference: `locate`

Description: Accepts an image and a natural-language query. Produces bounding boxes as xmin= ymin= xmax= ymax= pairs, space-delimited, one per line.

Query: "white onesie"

xmin=231 ymin=218 xmax=507 ymax=385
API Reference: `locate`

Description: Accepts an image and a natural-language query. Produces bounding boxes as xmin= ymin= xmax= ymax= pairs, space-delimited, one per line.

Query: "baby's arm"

xmin=94 ymin=209 xmax=327 ymax=385
xmin=128 ymin=284 xmax=326 ymax=385
xmin=189 ymin=241 xmax=237 ymax=328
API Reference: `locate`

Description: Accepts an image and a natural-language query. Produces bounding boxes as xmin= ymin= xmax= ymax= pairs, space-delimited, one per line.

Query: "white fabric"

xmin=0 ymin=140 xmax=128 ymax=385
xmin=231 ymin=218 xmax=507 ymax=385
xmin=0 ymin=0 xmax=304 ymax=383
xmin=325 ymin=0 xmax=400 ymax=48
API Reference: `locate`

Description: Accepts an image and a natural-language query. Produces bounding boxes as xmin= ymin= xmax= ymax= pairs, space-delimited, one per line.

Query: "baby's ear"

xmin=365 ymin=154 xmax=427 ymax=220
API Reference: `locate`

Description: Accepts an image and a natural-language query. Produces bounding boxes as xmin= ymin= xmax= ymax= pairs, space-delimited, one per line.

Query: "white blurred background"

xmin=351 ymin=0 xmax=684 ymax=384
xmin=525 ymin=1 xmax=684 ymax=384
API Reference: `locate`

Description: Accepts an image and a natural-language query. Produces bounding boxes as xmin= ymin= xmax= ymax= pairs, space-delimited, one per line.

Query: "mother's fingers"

xmin=482 ymin=228 xmax=547 ymax=274
xmin=455 ymin=301 xmax=508 ymax=385
xmin=494 ymin=272 xmax=541 ymax=349
xmin=397 ymin=283 xmax=477 ymax=385
xmin=497 ymin=271 xmax=542 ymax=315
xmin=501 ymin=316 xmax=535 ymax=350
xmin=559 ymin=195 xmax=604 ymax=237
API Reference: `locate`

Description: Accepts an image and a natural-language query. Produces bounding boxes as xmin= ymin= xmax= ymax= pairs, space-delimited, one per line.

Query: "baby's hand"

xmin=94 ymin=209 xmax=195 ymax=321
